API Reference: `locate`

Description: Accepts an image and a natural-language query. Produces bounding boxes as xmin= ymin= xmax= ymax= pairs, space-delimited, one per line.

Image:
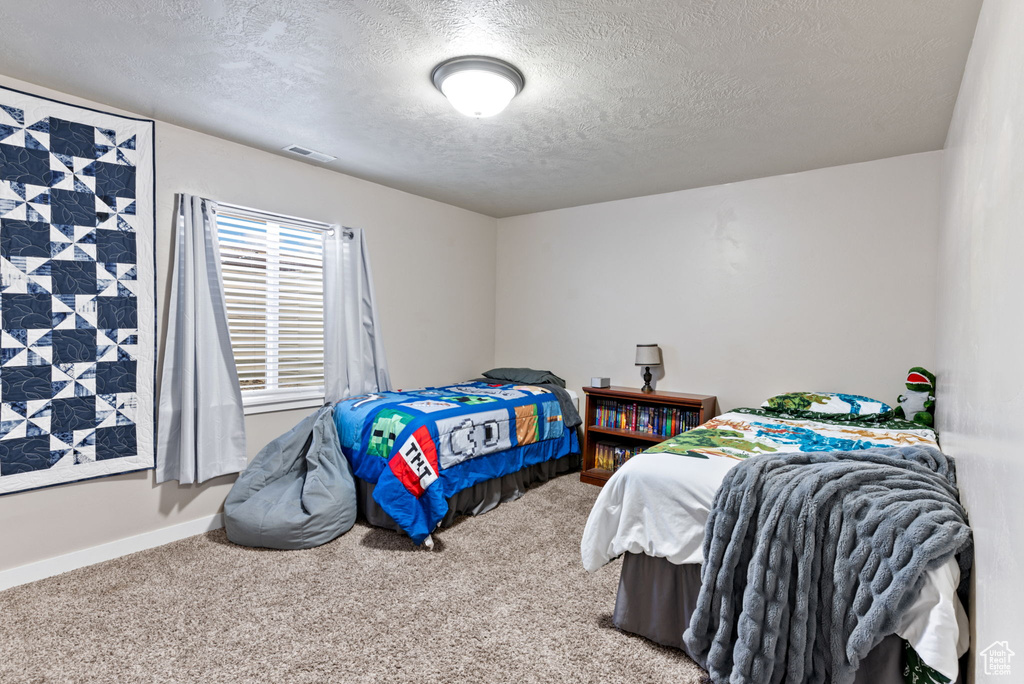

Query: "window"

xmin=215 ymin=204 xmax=329 ymax=414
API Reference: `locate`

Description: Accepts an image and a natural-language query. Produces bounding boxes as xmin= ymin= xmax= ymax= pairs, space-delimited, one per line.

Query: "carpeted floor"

xmin=0 ymin=473 xmax=705 ymax=683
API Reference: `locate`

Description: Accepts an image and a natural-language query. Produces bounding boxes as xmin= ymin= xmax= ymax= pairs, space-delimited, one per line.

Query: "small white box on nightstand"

xmin=590 ymin=376 xmax=610 ymax=388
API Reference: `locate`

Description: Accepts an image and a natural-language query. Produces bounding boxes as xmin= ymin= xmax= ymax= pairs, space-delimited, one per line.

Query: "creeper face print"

xmin=367 ymin=409 xmax=413 ymax=458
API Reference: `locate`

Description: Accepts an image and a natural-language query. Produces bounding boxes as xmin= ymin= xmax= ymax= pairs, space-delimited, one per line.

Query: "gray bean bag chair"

xmin=225 ymin=405 xmax=356 ymax=549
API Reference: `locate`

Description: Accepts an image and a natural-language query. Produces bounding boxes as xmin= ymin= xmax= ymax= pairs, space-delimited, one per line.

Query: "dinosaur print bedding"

xmin=580 ymin=409 xmax=967 ymax=681
xmin=581 ymin=408 xmax=941 ymax=572
xmin=333 ymin=381 xmax=577 ymax=544
xmin=643 ymin=407 xmax=937 ymax=460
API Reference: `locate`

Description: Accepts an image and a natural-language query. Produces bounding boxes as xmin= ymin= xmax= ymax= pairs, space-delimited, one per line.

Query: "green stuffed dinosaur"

xmin=895 ymin=367 xmax=936 ymax=427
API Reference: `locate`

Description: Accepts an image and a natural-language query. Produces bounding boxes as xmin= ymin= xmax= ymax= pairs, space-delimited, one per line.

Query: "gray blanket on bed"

xmin=682 ymin=446 xmax=972 ymax=684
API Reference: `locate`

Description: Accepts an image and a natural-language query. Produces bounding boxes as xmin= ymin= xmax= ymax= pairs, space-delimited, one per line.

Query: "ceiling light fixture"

xmin=431 ymin=56 xmax=525 ymax=118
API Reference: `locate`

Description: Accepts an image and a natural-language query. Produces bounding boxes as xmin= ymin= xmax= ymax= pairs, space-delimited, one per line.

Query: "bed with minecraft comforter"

xmin=333 ymin=380 xmax=580 ymax=544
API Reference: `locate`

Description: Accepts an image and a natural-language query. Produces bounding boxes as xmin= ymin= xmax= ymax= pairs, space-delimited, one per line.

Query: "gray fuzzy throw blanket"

xmin=682 ymin=446 xmax=972 ymax=684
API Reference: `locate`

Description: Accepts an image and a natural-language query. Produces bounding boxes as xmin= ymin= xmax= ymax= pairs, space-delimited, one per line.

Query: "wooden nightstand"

xmin=580 ymin=386 xmax=717 ymax=486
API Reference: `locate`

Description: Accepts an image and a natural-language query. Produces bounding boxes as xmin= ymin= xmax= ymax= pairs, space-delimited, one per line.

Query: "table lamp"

xmin=635 ymin=344 xmax=662 ymax=393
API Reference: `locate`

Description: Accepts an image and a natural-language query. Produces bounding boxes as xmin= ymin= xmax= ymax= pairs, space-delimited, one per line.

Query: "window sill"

xmin=242 ymin=394 xmax=327 ymax=416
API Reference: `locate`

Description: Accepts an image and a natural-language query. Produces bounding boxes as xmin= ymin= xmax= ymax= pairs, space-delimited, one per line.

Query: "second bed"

xmin=581 ymin=404 xmax=968 ymax=683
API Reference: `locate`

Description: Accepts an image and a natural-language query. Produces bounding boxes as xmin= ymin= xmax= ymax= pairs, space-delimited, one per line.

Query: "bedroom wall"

xmin=936 ymin=0 xmax=1024 ymax=678
xmin=495 ymin=152 xmax=942 ymax=414
xmin=0 ymin=74 xmax=498 ymax=573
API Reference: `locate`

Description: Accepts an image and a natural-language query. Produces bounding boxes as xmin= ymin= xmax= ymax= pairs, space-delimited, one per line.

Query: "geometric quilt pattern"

xmin=0 ymin=86 xmax=154 ymax=494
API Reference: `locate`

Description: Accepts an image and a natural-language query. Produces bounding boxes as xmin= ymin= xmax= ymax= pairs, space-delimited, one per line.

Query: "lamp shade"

xmin=635 ymin=344 xmax=662 ymax=366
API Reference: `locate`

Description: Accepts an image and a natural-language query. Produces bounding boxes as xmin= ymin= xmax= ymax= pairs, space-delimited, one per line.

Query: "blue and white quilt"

xmin=0 ymin=86 xmax=155 ymax=494
xmin=334 ymin=381 xmax=575 ymax=543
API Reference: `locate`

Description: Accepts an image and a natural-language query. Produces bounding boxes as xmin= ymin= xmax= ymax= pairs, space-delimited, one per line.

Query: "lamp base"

xmin=641 ymin=366 xmax=654 ymax=393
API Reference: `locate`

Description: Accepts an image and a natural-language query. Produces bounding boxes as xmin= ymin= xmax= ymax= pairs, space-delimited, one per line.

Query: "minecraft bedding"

xmin=333 ymin=381 xmax=578 ymax=543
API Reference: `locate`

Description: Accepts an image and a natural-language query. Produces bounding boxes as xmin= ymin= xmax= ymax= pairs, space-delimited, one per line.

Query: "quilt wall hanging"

xmin=0 ymin=85 xmax=155 ymax=494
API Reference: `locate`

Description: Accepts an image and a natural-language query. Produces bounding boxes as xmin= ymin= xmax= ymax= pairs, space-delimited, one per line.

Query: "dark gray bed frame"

xmin=613 ymin=552 xmax=964 ymax=684
xmin=355 ymin=452 xmax=581 ymax=532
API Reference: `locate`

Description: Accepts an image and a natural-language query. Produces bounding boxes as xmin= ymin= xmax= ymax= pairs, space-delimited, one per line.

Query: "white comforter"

xmin=581 ymin=434 xmax=969 ymax=679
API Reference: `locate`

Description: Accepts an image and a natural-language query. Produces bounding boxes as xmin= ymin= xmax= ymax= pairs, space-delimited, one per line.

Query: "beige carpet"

xmin=0 ymin=474 xmax=705 ymax=683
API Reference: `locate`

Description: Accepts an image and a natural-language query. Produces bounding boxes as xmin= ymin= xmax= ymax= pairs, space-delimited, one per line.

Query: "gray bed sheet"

xmin=612 ymin=552 xmax=959 ymax=684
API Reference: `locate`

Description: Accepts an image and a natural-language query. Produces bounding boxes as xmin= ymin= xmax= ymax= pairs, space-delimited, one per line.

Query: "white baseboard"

xmin=0 ymin=512 xmax=225 ymax=592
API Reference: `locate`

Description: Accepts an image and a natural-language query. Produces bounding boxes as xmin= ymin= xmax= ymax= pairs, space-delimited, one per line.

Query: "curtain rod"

xmin=217 ymin=201 xmax=355 ymax=238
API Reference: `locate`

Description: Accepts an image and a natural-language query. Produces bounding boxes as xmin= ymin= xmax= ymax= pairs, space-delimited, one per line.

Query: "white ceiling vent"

xmin=282 ymin=144 xmax=336 ymax=163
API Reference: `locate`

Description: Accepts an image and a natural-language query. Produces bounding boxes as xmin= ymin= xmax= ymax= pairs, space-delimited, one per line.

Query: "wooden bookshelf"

xmin=580 ymin=386 xmax=717 ymax=486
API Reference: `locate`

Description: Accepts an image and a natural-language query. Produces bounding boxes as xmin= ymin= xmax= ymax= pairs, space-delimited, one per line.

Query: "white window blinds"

xmin=215 ymin=204 xmax=328 ymax=412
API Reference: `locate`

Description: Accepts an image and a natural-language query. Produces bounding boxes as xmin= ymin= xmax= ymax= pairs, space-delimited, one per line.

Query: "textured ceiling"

xmin=0 ymin=0 xmax=982 ymax=217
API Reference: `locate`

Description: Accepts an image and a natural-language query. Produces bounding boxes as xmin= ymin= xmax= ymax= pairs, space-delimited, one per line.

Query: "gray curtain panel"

xmin=156 ymin=194 xmax=247 ymax=484
xmin=323 ymin=227 xmax=391 ymax=402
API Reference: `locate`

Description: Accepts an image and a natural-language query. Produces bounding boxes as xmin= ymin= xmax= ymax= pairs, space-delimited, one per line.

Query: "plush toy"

xmin=895 ymin=367 xmax=936 ymax=427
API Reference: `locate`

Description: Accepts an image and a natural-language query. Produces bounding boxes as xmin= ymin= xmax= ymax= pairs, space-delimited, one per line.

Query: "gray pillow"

xmin=482 ymin=367 xmax=566 ymax=388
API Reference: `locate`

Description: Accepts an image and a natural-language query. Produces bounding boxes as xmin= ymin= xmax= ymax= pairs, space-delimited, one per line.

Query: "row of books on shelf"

xmin=594 ymin=441 xmax=644 ymax=472
xmin=593 ymin=400 xmax=701 ymax=436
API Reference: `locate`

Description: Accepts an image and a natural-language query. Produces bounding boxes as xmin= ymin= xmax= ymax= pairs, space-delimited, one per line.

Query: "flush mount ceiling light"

xmin=431 ymin=56 xmax=525 ymax=118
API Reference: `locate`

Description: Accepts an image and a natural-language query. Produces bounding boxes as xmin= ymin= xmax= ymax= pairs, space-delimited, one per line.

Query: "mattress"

xmin=565 ymin=388 xmax=579 ymax=412
xmin=580 ymin=408 xmax=969 ymax=680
